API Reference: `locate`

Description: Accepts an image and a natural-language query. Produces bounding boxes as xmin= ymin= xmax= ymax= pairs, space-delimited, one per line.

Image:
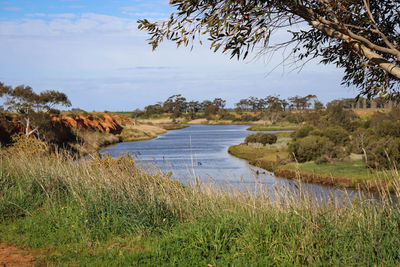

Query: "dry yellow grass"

xmin=138 ymin=117 xmax=186 ymax=124
xmin=187 ymin=119 xmax=208 ymax=124
xmin=120 ymin=124 xmax=167 ymax=142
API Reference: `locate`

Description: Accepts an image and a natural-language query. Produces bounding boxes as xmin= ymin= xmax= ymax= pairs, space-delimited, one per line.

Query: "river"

xmin=100 ymin=124 xmax=377 ymax=203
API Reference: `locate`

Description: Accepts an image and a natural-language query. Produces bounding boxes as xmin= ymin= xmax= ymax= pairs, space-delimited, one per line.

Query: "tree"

xmin=288 ymin=96 xmax=302 ymax=110
xmin=314 ymin=101 xmax=324 ymax=110
xmin=144 ymin=103 xmax=163 ymax=117
xmin=163 ymin=94 xmax=187 ymax=118
xmin=138 ymin=1 xmax=400 ymax=99
xmin=188 ymin=100 xmax=201 ymax=119
xmin=280 ymin=99 xmax=289 ymax=111
xmin=0 ymin=83 xmax=71 ymax=138
xmin=263 ymin=96 xmax=283 ymax=124
xmin=235 ymin=99 xmax=251 ymax=113
xmin=212 ymin=98 xmax=226 ymax=109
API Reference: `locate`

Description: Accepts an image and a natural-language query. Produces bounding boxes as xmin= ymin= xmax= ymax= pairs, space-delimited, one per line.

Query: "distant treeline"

xmin=135 ymin=94 xmax=325 ymax=119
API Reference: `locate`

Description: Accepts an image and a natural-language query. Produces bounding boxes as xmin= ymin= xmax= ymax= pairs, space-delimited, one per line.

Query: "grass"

xmin=119 ymin=124 xmax=167 ymax=142
xmin=229 ymin=145 xmax=289 ymax=163
xmin=353 ymin=108 xmax=391 ymax=120
xmin=228 ymin=133 xmax=291 ymax=170
xmin=2 ymin=140 xmax=400 ymax=265
xmin=247 ymin=123 xmax=299 ymax=131
xmin=159 ymin=124 xmax=188 ymax=130
xmin=275 ymin=159 xmax=395 ymax=181
xmin=72 ymin=130 xmax=121 ymax=154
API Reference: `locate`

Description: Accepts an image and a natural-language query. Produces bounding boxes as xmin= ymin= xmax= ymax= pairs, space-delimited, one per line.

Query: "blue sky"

xmin=0 ymin=0 xmax=359 ymax=111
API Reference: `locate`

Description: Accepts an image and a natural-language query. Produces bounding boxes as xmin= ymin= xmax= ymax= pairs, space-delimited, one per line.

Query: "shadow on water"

xmin=100 ymin=124 xmax=390 ymax=205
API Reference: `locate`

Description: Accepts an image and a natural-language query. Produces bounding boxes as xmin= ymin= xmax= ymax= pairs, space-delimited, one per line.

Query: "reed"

xmin=1 ymin=143 xmax=400 ymax=265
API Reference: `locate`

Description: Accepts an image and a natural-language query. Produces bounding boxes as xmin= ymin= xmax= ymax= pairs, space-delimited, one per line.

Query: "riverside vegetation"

xmin=228 ymin=104 xmax=400 ymax=191
xmin=2 ymin=84 xmax=400 ymax=264
xmin=2 ymin=135 xmax=400 ymax=265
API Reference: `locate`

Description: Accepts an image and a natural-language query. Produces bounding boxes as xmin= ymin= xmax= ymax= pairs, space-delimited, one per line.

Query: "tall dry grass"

xmin=1 ymin=137 xmax=400 ymax=265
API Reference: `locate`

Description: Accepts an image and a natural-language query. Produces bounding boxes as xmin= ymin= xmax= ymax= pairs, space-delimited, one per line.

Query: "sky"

xmin=0 ymin=0 xmax=360 ymax=111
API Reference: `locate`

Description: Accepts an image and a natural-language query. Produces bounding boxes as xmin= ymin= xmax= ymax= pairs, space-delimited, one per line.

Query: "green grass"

xmin=2 ymin=144 xmax=400 ymax=265
xmin=228 ymin=144 xmax=288 ymax=162
xmin=247 ymin=123 xmax=299 ymax=131
xmin=275 ymin=160 xmax=395 ymax=181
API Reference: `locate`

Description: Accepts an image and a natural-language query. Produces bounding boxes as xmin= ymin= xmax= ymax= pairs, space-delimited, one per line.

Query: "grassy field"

xmin=275 ymin=160 xmax=395 ymax=181
xmin=1 ymin=141 xmax=400 ymax=265
xmin=247 ymin=123 xmax=299 ymax=131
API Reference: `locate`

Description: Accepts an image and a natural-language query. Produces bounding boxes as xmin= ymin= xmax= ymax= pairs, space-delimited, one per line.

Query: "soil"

xmin=0 ymin=243 xmax=36 ymax=267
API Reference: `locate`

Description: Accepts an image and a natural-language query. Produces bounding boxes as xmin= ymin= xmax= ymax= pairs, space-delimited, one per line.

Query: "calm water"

xmin=101 ymin=124 xmax=377 ymax=203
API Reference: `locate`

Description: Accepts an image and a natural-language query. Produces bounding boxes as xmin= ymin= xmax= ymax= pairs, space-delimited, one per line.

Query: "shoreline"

xmin=78 ymin=123 xmax=188 ymax=155
xmin=227 ymin=144 xmax=393 ymax=193
xmin=95 ymin=123 xmax=390 ymax=193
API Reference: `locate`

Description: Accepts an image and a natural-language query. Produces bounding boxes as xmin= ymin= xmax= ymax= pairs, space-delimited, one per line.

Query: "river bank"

xmin=82 ymin=123 xmax=187 ymax=155
xmin=65 ymin=113 xmax=187 ymax=154
xmin=228 ymin=133 xmax=396 ymax=192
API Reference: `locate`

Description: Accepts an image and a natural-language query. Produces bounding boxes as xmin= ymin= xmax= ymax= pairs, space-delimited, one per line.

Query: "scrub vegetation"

xmin=229 ymin=104 xmax=400 ymax=190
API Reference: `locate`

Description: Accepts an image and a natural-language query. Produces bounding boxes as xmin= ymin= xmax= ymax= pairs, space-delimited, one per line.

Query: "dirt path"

xmin=0 ymin=243 xmax=36 ymax=267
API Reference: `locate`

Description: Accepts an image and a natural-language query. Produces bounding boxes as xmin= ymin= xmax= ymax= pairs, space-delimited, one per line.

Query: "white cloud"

xmin=69 ymin=5 xmax=86 ymax=9
xmin=0 ymin=13 xmax=145 ymax=37
xmin=3 ymin=7 xmax=21 ymax=11
xmin=48 ymin=13 xmax=77 ymax=19
xmin=121 ymin=6 xmax=137 ymax=12
xmin=0 ymin=12 xmax=354 ymax=110
xmin=26 ymin=13 xmax=47 ymax=17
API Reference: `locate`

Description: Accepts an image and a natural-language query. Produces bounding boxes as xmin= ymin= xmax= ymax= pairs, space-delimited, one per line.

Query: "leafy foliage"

xmin=245 ymin=132 xmax=277 ymax=145
xmin=289 ymin=135 xmax=335 ymax=163
xmin=365 ymin=137 xmax=400 ymax=169
xmin=0 ymin=82 xmax=71 ymax=139
xmin=138 ymin=1 xmax=400 ymax=98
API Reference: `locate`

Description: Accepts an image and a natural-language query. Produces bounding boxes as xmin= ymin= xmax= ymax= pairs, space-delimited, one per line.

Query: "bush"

xmin=217 ymin=109 xmax=236 ymax=120
xmin=322 ymin=126 xmax=349 ymax=146
xmin=292 ymin=125 xmax=315 ymax=140
xmin=309 ymin=129 xmax=323 ymax=136
xmin=285 ymin=112 xmax=305 ymax=124
xmin=238 ymin=114 xmax=260 ymax=122
xmin=324 ymin=103 xmax=360 ymax=131
xmin=288 ymin=136 xmax=334 ymax=162
xmin=365 ymin=137 xmax=400 ymax=169
xmin=245 ymin=132 xmax=278 ymax=145
xmin=349 ymin=128 xmax=373 ymax=154
xmin=373 ymin=120 xmax=400 ymax=138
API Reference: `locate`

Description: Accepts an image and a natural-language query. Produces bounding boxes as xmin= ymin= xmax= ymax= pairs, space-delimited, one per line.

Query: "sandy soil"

xmin=0 ymin=243 xmax=36 ymax=266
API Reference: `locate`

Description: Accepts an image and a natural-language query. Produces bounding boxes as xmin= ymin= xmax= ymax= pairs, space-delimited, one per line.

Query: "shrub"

xmin=7 ymin=134 xmax=49 ymax=155
xmin=245 ymin=132 xmax=277 ymax=145
xmin=285 ymin=112 xmax=305 ymax=124
xmin=324 ymin=103 xmax=360 ymax=131
xmin=365 ymin=137 xmax=400 ymax=169
xmin=373 ymin=120 xmax=400 ymax=138
xmin=309 ymin=129 xmax=323 ymax=136
xmin=349 ymin=128 xmax=373 ymax=154
xmin=292 ymin=125 xmax=315 ymax=140
xmin=322 ymin=126 xmax=349 ymax=146
xmin=217 ymin=109 xmax=235 ymax=120
xmin=258 ymin=133 xmax=278 ymax=145
xmin=239 ymin=114 xmax=260 ymax=122
xmin=315 ymin=156 xmax=329 ymax=164
xmin=288 ymin=136 xmax=334 ymax=162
